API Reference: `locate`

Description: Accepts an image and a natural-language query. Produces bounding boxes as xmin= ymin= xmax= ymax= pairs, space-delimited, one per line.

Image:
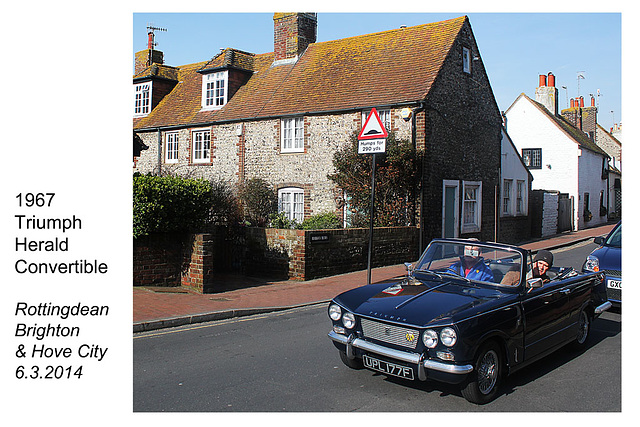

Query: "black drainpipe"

xmin=156 ymin=128 xmax=162 ymax=175
xmin=411 ymin=102 xmax=426 ymax=255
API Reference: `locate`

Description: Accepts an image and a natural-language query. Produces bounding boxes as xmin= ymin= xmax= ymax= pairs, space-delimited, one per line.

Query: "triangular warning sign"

xmin=358 ymin=108 xmax=389 ymax=140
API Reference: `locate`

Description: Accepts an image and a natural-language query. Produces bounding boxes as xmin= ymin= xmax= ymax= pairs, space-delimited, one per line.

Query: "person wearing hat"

xmin=500 ymin=249 xmax=554 ymax=286
xmin=529 ymin=250 xmax=554 ymax=283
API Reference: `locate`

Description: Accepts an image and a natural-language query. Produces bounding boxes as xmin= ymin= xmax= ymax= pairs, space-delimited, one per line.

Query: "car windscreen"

xmin=605 ymin=225 xmax=621 ymax=248
xmin=414 ymin=241 xmax=523 ymax=287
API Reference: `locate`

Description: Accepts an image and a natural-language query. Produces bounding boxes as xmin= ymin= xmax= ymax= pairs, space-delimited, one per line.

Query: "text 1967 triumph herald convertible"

xmin=327 ymin=239 xmax=611 ymax=404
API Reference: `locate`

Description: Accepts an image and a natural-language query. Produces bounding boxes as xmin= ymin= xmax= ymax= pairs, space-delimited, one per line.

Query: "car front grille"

xmin=360 ymin=318 xmax=419 ymax=349
xmin=602 ymin=270 xmax=621 ymax=277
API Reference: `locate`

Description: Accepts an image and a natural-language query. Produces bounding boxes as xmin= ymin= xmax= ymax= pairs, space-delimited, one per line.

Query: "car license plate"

xmin=607 ymin=279 xmax=621 ymax=289
xmin=363 ymin=355 xmax=414 ymax=380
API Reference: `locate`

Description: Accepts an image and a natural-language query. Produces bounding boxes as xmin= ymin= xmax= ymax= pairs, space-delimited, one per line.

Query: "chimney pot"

xmin=580 ymin=96 xmax=584 ymax=108
xmin=148 ymin=32 xmax=154 ymax=50
xmin=547 ymin=72 xmax=555 ymax=87
xmin=591 ymin=96 xmax=595 ymax=107
xmin=570 ymin=98 xmax=575 ymax=108
xmin=539 ymin=74 xmax=547 ymax=87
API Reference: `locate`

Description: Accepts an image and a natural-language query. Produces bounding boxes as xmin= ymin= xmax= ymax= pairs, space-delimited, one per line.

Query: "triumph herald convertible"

xmin=327 ymin=239 xmax=611 ymax=404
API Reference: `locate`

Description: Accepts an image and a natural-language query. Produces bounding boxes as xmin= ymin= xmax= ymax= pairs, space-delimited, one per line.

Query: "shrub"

xmin=133 ymin=174 xmax=213 ymax=238
xmin=301 ymin=212 xmax=342 ymax=230
xmin=238 ymin=178 xmax=278 ymax=226
xmin=328 ymin=130 xmax=423 ymax=227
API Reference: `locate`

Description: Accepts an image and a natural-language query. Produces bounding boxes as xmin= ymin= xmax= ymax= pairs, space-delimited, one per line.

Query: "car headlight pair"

xmin=422 ymin=327 xmax=457 ymax=348
xmin=583 ymin=255 xmax=600 ymax=272
xmin=329 ymin=304 xmax=356 ymax=329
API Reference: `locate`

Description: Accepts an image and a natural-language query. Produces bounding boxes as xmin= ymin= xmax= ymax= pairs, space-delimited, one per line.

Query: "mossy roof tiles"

xmin=134 ymin=16 xmax=466 ymax=130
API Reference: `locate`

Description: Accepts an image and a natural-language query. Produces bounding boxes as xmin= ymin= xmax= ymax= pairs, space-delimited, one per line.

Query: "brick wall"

xmin=133 ymin=227 xmax=420 ymax=293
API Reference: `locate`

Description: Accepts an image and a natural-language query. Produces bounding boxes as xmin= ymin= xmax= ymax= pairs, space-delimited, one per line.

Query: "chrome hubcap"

xmin=477 ymin=350 xmax=498 ymax=395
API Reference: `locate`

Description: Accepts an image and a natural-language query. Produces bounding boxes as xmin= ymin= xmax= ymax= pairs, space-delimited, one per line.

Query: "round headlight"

xmin=342 ymin=312 xmax=356 ymax=329
xmin=440 ymin=327 xmax=457 ymax=347
xmin=329 ymin=304 xmax=342 ymax=321
xmin=583 ymin=255 xmax=600 ymax=272
xmin=423 ymin=329 xmax=438 ymax=348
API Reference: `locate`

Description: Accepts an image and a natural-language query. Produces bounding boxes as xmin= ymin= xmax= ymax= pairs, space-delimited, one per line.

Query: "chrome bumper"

xmin=328 ymin=331 xmax=473 ymax=381
xmin=595 ymin=301 xmax=612 ymax=314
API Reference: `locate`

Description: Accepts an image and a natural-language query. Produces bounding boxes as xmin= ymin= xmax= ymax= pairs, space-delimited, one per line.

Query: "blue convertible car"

xmin=328 ymin=239 xmax=611 ymax=404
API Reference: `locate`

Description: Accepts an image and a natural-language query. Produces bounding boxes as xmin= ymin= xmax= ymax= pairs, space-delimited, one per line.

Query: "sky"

xmin=133 ymin=12 xmax=622 ymax=131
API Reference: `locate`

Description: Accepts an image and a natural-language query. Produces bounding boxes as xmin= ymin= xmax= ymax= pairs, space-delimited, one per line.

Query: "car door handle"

xmin=560 ymin=289 xmax=571 ymax=295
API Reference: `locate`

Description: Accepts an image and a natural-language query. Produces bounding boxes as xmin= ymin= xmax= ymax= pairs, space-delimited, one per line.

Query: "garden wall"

xmin=133 ymin=226 xmax=420 ymax=293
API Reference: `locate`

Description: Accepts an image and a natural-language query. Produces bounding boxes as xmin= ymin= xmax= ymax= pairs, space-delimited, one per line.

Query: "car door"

xmin=521 ymin=280 xmax=571 ymax=361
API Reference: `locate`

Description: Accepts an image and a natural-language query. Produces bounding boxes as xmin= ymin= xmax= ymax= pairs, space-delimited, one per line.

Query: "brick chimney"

xmin=535 ymin=72 xmax=558 ymax=115
xmin=561 ymin=95 xmax=598 ymax=141
xmin=273 ymin=13 xmax=317 ymax=63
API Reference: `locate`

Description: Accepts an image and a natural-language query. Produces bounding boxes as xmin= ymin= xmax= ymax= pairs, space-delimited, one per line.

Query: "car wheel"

xmin=339 ymin=350 xmax=363 ymax=369
xmin=571 ymin=308 xmax=591 ymax=349
xmin=461 ymin=341 xmax=502 ymax=404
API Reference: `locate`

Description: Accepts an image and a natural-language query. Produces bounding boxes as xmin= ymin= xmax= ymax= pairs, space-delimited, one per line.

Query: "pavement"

xmin=133 ymin=223 xmax=616 ymax=332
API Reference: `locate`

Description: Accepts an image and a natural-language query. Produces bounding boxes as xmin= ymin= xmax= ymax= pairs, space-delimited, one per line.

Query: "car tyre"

xmin=339 ymin=350 xmax=363 ymax=369
xmin=461 ymin=341 xmax=502 ymax=404
xmin=570 ymin=308 xmax=591 ymax=350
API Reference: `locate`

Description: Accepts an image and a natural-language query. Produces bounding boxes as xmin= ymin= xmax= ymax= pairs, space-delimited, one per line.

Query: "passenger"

xmin=529 ymin=250 xmax=553 ymax=283
xmin=500 ymin=249 xmax=554 ymax=286
xmin=447 ymin=242 xmax=494 ymax=282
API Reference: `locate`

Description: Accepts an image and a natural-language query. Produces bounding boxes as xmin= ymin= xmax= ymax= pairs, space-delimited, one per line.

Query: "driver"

xmin=447 ymin=241 xmax=494 ymax=282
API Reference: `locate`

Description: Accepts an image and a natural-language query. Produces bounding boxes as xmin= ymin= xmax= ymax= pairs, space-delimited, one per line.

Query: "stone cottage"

xmin=133 ymin=13 xmax=505 ymax=248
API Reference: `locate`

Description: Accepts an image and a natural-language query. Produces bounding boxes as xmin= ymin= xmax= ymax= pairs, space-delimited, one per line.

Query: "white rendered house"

xmin=504 ymin=73 xmax=609 ymax=231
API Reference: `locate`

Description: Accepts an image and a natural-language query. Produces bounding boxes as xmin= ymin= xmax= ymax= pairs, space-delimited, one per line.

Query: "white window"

xmin=516 ymin=180 xmax=525 ymax=214
xmin=281 ymin=117 xmax=304 ymax=153
xmin=462 ymin=181 xmax=482 ymax=233
xmin=278 ymin=187 xmax=304 ymax=223
xmin=502 ymin=179 xmax=512 ymax=215
xmin=462 ymin=47 xmax=471 ymax=74
xmin=201 ymin=71 xmax=228 ymax=110
xmin=165 ymin=132 xmax=179 ymax=163
xmin=133 ymin=82 xmax=151 ymax=117
xmin=192 ymin=129 xmax=211 ymax=163
xmin=361 ymin=109 xmax=392 ymax=131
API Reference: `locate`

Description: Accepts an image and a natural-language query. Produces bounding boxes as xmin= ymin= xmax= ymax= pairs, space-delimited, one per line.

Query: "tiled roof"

xmin=133 ymin=63 xmax=179 ymax=81
xmin=522 ymin=94 xmax=609 ymax=158
xmin=134 ymin=16 xmax=467 ymax=130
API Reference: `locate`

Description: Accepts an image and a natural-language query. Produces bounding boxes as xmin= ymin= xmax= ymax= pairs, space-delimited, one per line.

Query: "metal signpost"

xmin=358 ymin=108 xmax=388 ymax=285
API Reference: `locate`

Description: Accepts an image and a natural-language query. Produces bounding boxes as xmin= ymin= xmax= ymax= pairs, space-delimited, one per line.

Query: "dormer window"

xmin=133 ymin=82 xmax=152 ymax=117
xmin=201 ymin=71 xmax=228 ymax=110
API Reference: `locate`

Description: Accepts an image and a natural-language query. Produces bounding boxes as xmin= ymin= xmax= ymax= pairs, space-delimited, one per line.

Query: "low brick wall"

xmin=133 ymin=226 xmax=420 ymax=293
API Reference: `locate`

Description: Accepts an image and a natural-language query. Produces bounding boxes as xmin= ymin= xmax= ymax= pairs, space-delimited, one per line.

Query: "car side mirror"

xmin=593 ymin=236 xmax=605 ymax=246
xmin=526 ymin=278 xmax=543 ymax=292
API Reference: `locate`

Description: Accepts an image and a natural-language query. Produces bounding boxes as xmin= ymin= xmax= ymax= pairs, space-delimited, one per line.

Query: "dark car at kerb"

xmin=327 ymin=239 xmax=611 ymax=404
xmin=583 ymin=221 xmax=621 ymax=306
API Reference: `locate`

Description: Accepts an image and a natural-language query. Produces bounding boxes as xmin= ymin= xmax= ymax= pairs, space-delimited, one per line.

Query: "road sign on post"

xmin=358 ymin=108 xmax=387 ymax=285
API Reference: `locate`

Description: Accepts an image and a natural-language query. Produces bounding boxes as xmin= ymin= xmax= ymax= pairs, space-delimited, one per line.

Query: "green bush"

xmin=301 ymin=212 xmax=342 ymax=230
xmin=133 ymin=174 xmax=213 ymax=238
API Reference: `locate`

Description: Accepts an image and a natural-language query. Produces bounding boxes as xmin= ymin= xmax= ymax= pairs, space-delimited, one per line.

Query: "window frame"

xmin=516 ymin=180 xmax=525 ymax=215
xmin=278 ymin=187 xmax=304 ymax=223
xmin=361 ymin=108 xmax=392 ymax=132
xmin=281 ymin=117 xmax=305 ymax=153
xmin=201 ymin=71 xmax=228 ymax=110
xmin=462 ymin=47 xmax=471 ymax=74
xmin=133 ymin=81 xmax=152 ymax=117
xmin=462 ymin=180 xmax=482 ymax=233
xmin=165 ymin=132 xmax=179 ymax=164
xmin=522 ymin=148 xmax=542 ymax=169
xmin=191 ymin=128 xmax=211 ymax=164
xmin=502 ymin=179 xmax=512 ymax=216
